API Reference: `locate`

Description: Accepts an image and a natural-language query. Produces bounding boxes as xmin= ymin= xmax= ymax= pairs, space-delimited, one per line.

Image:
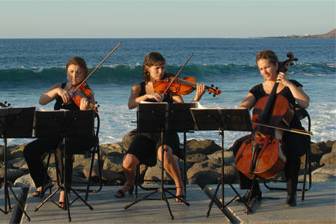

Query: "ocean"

xmin=0 ymin=38 xmax=335 ymax=146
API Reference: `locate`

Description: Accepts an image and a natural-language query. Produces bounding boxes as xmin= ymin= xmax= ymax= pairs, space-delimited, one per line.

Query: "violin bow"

xmin=72 ymin=42 xmax=122 ymax=93
xmin=253 ymin=122 xmax=313 ymax=136
xmin=161 ymin=53 xmax=193 ymax=97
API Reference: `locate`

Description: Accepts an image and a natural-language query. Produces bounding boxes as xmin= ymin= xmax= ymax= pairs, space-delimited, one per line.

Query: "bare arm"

xmin=239 ymin=92 xmax=256 ymax=109
xmin=128 ymin=84 xmax=163 ymax=109
xmin=278 ymin=73 xmax=310 ymax=108
xmin=39 ymin=84 xmax=70 ymax=105
xmin=172 ymin=95 xmax=184 ymax=103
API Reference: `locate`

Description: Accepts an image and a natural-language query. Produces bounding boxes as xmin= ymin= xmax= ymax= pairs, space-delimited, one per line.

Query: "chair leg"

xmin=96 ymin=145 xmax=103 ymax=192
xmin=84 ymin=144 xmax=103 ymax=200
xmin=301 ymin=151 xmax=308 ymax=201
xmin=183 ymin=132 xmax=187 ymax=198
xmin=85 ymin=149 xmax=96 ymax=201
xmin=135 ymin=165 xmax=139 ymax=198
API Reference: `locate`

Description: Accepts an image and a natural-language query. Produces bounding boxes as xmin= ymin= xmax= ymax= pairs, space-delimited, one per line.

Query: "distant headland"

xmin=267 ymin=28 xmax=336 ymax=39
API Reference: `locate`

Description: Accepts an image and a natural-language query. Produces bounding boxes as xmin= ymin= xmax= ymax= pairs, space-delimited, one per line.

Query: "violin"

xmin=153 ymin=75 xmax=221 ymax=97
xmin=64 ymin=42 xmax=121 ymax=112
xmin=235 ymin=52 xmax=299 ymax=180
xmin=67 ymin=82 xmax=99 ymax=111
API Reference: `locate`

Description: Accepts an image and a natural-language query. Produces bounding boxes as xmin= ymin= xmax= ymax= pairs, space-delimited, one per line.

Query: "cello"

xmin=235 ymin=52 xmax=301 ymax=180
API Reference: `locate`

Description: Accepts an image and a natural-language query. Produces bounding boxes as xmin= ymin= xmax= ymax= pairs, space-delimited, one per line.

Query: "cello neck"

xmin=259 ymin=81 xmax=279 ymax=123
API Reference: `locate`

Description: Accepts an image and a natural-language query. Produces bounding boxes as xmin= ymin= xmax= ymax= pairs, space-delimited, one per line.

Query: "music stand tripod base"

xmin=33 ymin=110 xmax=95 ymax=222
xmin=190 ymin=108 xmax=253 ymax=217
xmin=124 ymin=102 xmax=190 ymax=220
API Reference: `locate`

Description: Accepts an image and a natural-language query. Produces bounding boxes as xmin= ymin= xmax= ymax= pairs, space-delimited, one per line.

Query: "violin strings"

xmin=161 ymin=54 xmax=193 ymax=96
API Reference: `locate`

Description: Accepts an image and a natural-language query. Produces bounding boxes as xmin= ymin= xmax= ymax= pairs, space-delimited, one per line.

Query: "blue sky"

xmin=0 ymin=0 xmax=335 ymax=38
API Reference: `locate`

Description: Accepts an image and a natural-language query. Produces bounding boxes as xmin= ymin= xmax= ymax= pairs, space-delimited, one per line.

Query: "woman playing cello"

xmin=234 ymin=50 xmax=310 ymax=206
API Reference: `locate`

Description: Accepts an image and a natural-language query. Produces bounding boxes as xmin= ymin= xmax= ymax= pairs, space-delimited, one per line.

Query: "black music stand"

xmin=125 ymin=102 xmax=181 ymax=219
xmin=0 ymin=107 xmax=35 ymax=221
xmin=33 ymin=110 xmax=94 ymax=222
xmin=190 ymin=108 xmax=253 ymax=218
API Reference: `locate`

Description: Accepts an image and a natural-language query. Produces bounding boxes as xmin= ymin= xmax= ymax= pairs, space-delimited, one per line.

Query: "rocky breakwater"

xmin=1 ymin=139 xmax=335 ymax=189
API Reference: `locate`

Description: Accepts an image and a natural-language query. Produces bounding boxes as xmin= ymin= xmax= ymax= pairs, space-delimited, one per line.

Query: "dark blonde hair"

xmin=66 ymin=56 xmax=88 ymax=77
xmin=256 ymin=50 xmax=279 ymax=65
xmin=143 ymin=52 xmax=166 ymax=82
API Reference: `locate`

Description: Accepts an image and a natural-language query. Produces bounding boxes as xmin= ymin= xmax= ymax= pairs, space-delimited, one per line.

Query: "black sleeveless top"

xmin=249 ymin=79 xmax=309 ymax=156
xmin=54 ymin=83 xmax=79 ymax=111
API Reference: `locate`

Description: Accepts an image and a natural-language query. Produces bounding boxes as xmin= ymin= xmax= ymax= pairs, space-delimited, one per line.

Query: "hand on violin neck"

xmin=193 ymin=83 xmax=205 ymax=102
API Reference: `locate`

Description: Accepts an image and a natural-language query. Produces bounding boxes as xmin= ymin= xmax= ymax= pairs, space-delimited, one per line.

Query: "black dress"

xmin=23 ymin=83 xmax=97 ymax=188
xmin=126 ymin=81 xmax=180 ymax=166
xmin=232 ymin=80 xmax=310 ymax=193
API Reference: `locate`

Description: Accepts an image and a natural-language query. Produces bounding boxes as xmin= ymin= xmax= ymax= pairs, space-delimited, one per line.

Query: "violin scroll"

xmin=0 ymin=101 xmax=11 ymax=108
xmin=208 ymin=84 xmax=221 ymax=97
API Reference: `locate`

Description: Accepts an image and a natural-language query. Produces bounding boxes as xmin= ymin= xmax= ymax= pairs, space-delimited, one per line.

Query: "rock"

xmin=121 ymin=130 xmax=137 ymax=151
xmin=100 ymin=143 xmax=125 ymax=155
xmin=73 ymin=155 xmax=91 ymax=170
xmin=186 ymin=153 xmax=207 ymax=164
xmin=187 ymin=159 xmax=237 ymax=185
xmin=103 ymin=152 xmax=124 ymax=173
xmin=0 ymin=144 xmax=25 ymax=162
xmin=100 ymin=152 xmax=124 ymax=183
xmin=82 ymin=159 xmax=104 ymax=180
xmin=332 ymin=142 xmax=336 ymax=153
xmin=320 ymin=152 xmax=336 ymax=166
xmin=316 ymin=142 xmax=332 ymax=154
xmin=143 ymin=163 xmax=174 ymax=184
xmin=310 ymin=143 xmax=324 ymax=162
xmin=14 ymin=174 xmax=34 ymax=187
xmin=9 ymin=145 xmax=25 ymax=159
xmin=102 ymin=170 xmax=124 ymax=185
xmin=325 ymin=140 xmax=336 ymax=150
xmin=0 ymin=146 xmax=3 ymax=161
xmin=0 ymin=168 xmax=26 ymax=183
xmin=9 ymin=157 xmax=28 ymax=170
xmin=311 ymin=164 xmax=336 ymax=182
xmin=299 ymin=154 xmax=319 ymax=171
xmin=190 ymin=171 xmax=220 ymax=188
xmin=186 ymin=139 xmax=222 ymax=155
xmin=207 ymin=150 xmax=234 ymax=164
xmin=47 ymin=167 xmax=58 ymax=182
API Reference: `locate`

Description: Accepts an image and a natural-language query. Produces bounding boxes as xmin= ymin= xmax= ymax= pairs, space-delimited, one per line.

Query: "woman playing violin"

xmin=23 ymin=56 xmax=97 ymax=208
xmin=115 ymin=52 xmax=205 ymax=201
xmin=234 ymin=50 xmax=310 ymax=206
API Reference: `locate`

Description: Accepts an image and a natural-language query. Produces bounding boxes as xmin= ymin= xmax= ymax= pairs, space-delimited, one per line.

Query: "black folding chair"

xmin=263 ymin=107 xmax=312 ymax=201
